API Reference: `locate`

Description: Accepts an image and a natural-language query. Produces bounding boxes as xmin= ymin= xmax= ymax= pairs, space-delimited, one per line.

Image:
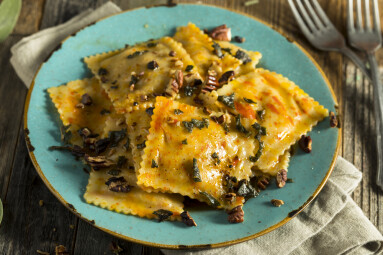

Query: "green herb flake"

xmin=127 ymin=50 xmax=147 ymax=59
xmin=250 ymin=141 xmax=264 ymax=162
xmin=199 ymin=191 xmax=220 ymax=208
xmin=234 ymin=49 xmax=251 ymax=64
xmin=243 ymin=98 xmax=256 ymax=104
xmin=181 ymin=139 xmax=188 ymax=145
xmin=191 ymin=119 xmax=207 ymax=130
xmin=109 ymin=129 xmax=127 ymax=147
xmin=252 ymin=123 xmax=266 ymax=136
xmin=147 ymin=42 xmax=157 ymax=47
xmin=236 ymin=180 xmax=259 ymax=199
xmin=183 ymin=121 xmax=194 ymax=133
xmin=223 ymin=123 xmax=230 ymax=133
xmin=218 ymin=93 xmax=235 ymax=109
xmin=153 ymin=209 xmax=173 ymax=222
xmin=123 ymin=137 xmax=130 ymax=150
xmin=184 ymin=85 xmax=196 ymax=97
xmin=137 ymin=141 xmax=146 ymax=149
xmin=211 ymin=152 xmax=221 ymax=165
xmin=130 ymin=75 xmax=139 ymax=85
xmin=185 ymin=65 xmax=194 ymax=72
xmin=192 ymin=158 xmax=202 ymax=182
xmin=222 ymin=47 xmax=232 ymax=54
xmin=212 ymin=42 xmax=223 ymax=58
xmin=235 ymin=115 xmax=250 ymax=136
xmin=107 ymin=169 xmax=121 ymax=176
xmin=174 ymin=109 xmax=184 ymax=115
xmin=151 ymin=159 xmax=159 ymax=168
xmin=257 ymin=109 xmax=265 ymax=120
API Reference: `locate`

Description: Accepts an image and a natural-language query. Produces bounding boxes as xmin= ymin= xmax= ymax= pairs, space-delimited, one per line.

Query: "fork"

xmin=347 ymin=0 xmax=383 ymax=190
xmin=288 ymin=0 xmax=371 ymax=80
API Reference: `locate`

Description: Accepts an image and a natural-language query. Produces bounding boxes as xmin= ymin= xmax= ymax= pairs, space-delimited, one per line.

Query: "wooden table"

xmin=0 ymin=0 xmax=382 ymax=254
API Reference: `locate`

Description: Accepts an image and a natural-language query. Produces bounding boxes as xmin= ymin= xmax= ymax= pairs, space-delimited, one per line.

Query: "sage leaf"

xmin=0 ymin=0 xmax=22 ymax=43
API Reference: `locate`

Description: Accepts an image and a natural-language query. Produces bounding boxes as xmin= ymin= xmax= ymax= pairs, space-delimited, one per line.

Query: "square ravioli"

xmin=173 ymin=23 xmax=261 ymax=79
xmin=205 ymin=69 xmax=328 ymax=171
xmin=137 ymin=97 xmax=256 ymax=209
xmin=48 ymin=79 xmax=185 ymax=221
xmin=84 ymin=37 xmax=202 ymax=113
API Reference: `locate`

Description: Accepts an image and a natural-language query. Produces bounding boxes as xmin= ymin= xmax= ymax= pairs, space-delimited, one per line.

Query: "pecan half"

xmin=209 ymin=24 xmax=232 ymax=41
xmin=276 ymin=169 xmax=287 ymax=188
xmin=299 ymin=135 xmax=312 ymax=153
xmin=257 ymin=176 xmax=270 ymax=190
xmin=81 ymin=93 xmax=92 ymax=106
xmin=202 ymin=69 xmax=220 ymax=93
xmin=329 ymin=111 xmax=339 ymax=128
xmin=105 ymin=176 xmax=131 ymax=193
xmin=175 ymin=70 xmax=184 ymax=88
xmin=180 ymin=211 xmax=197 ymax=227
xmin=210 ymin=115 xmax=225 ymax=124
xmin=84 ymin=155 xmax=115 ymax=169
xmin=271 ymin=199 xmax=284 ymax=207
xmin=165 ymin=78 xmax=180 ymax=97
xmin=227 ymin=205 xmax=244 ymax=223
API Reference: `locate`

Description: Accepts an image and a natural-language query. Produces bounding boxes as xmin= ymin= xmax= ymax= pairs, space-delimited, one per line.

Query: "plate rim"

xmin=23 ymin=3 xmax=341 ymax=250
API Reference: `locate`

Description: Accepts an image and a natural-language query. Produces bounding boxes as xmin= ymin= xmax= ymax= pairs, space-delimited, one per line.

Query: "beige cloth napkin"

xmin=10 ymin=3 xmax=383 ymax=254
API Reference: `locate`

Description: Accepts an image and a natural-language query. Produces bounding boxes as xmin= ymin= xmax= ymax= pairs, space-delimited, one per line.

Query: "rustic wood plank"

xmin=0 ymin=125 xmax=77 ymax=254
xmin=0 ymin=35 xmax=28 ymax=202
xmin=13 ymin=0 xmax=45 ymax=35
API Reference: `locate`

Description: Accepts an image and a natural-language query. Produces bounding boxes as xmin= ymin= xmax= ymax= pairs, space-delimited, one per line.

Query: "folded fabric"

xmin=9 ymin=3 xmax=383 ymax=254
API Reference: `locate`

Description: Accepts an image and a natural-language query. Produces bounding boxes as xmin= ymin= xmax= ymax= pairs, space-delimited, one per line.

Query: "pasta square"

xmin=137 ymin=97 xmax=256 ymax=209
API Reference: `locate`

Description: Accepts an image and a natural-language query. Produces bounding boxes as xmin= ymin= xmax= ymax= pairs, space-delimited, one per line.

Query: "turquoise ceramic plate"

xmin=24 ymin=4 xmax=340 ymax=249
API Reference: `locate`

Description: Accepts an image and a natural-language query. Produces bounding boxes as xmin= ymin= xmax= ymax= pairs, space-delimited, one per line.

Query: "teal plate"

xmin=24 ymin=4 xmax=340 ymax=249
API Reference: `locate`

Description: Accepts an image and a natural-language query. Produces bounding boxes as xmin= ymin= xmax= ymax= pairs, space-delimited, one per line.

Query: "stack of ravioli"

xmin=48 ymin=23 xmax=328 ymax=225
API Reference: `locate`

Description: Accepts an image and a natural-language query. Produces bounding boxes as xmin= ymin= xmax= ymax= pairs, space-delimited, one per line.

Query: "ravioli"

xmin=48 ymin=79 xmax=184 ymax=221
xmin=84 ymin=37 xmax=202 ymax=113
xmin=137 ymin=97 xmax=256 ymax=210
xmin=173 ymin=23 xmax=261 ymax=79
xmin=205 ymin=69 xmax=328 ymax=171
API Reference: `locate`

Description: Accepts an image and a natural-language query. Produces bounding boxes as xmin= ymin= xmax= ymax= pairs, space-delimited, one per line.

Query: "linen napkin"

xmin=10 ymin=3 xmax=383 ymax=254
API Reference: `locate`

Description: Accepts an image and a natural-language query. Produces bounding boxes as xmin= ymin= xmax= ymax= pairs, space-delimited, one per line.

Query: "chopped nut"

xmin=276 ymin=169 xmax=287 ymax=188
xmin=203 ymin=107 xmax=212 ymax=115
xmin=224 ymin=193 xmax=237 ymax=203
xmin=202 ymin=69 xmax=220 ymax=93
xmin=75 ymin=103 xmax=84 ymax=109
xmin=209 ymin=24 xmax=232 ymax=41
xmin=299 ymin=135 xmax=312 ymax=153
xmin=227 ymin=205 xmax=244 ymax=223
xmin=271 ymin=199 xmax=284 ymax=207
xmin=84 ymin=155 xmax=115 ymax=169
xmin=193 ymin=97 xmax=204 ymax=105
xmin=233 ymin=35 xmax=245 ymax=43
xmin=129 ymin=84 xmax=135 ymax=91
xmin=169 ymin=50 xmax=176 ymax=57
xmin=174 ymin=60 xmax=183 ymax=68
xmin=218 ymin=70 xmax=235 ymax=85
xmin=39 ymin=200 xmax=44 ymax=207
xmin=140 ymin=95 xmax=148 ymax=101
xmin=257 ymin=176 xmax=270 ymax=190
xmin=55 ymin=245 xmax=69 ymax=255
xmin=329 ymin=111 xmax=339 ymax=128
xmin=175 ymin=70 xmax=184 ymax=89
xmin=105 ymin=177 xmax=132 ymax=193
xmin=180 ymin=211 xmax=197 ymax=226
xmin=81 ymin=93 xmax=92 ymax=106
xmin=210 ymin=115 xmax=225 ymax=124
xmin=165 ymin=78 xmax=180 ymax=97
xmin=116 ymin=118 xmax=125 ymax=126
xmin=147 ymin=60 xmax=159 ymax=70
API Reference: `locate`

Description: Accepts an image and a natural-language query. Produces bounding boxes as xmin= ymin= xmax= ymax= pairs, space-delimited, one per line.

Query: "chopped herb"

xmin=108 ymin=129 xmax=127 ymax=147
xmin=107 ymin=169 xmax=121 ymax=176
xmin=153 ymin=209 xmax=173 ymax=222
xmin=244 ymin=98 xmax=256 ymax=104
xmin=181 ymin=139 xmax=188 ymax=145
xmin=94 ymin=138 xmax=110 ymax=154
xmin=218 ymin=70 xmax=235 ymax=84
xmin=130 ymin=75 xmax=138 ymax=85
xmin=123 ymin=137 xmax=130 ymax=150
xmin=192 ymin=158 xmax=202 ymax=182
xmin=127 ymin=50 xmax=147 ymax=59
xmin=183 ymin=121 xmax=194 ymax=133
xmin=185 ymin=65 xmax=194 ymax=72
xmin=117 ymin=156 xmax=127 ymax=168
xmin=146 ymin=107 xmax=155 ymax=116
xmin=147 ymin=42 xmax=157 ymax=47
xmin=287 ymin=178 xmax=294 ymax=183
xmin=257 ymin=109 xmax=265 ymax=120
xmin=250 ymin=141 xmax=264 ymax=162
xmin=234 ymin=49 xmax=251 ymax=64
xmin=133 ymin=102 xmax=138 ymax=106
xmin=235 ymin=115 xmax=250 ymax=136
xmin=137 ymin=141 xmax=146 ymax=149
xmin=147 ymin=60 xmax=159 ymax=70
xmin=151 ymin=159 xmax=159 ymax=168
xmin=252 ymin=123 xmax=266 ymax=136
xmin=98 ymin=68 xmax=108 ymax=76
xmin=60 ymin=125 xmax=72 ymax=144
xmin=233 ymin=36 xmax=245 ymax=43
xmin=199 ymin=191 xmax=220 ymax=208
xmin=174 ymin=109 xmax=183 ymax=115
xmin=110 ymin=85 xmax=118 ymax=89
xmin=105 ymin=177 xmax=131 ymax=193
xmin=218 ymin=93 xmax=235 ymax=109
xmin=212 ymin=42 xmax=223 ymax=58
xmin=192 ymin=118 xmax=209 ymax=129
xmin=194 ymin=79 xmax=203 ymax=86
xmin=222 ymin=47 xmax=232 ymax=54
xmin=211 ymin=152 xmax=221 ymax=164
xmin=184 ymin=85 xmax=196 ymax=97
xmin=100 ymin=109 xmax=111 ymax=115
xmin=223 ymin=123 xmax=230 ymax=133
xmin=237 ymin=180 xmax=258 ymax=199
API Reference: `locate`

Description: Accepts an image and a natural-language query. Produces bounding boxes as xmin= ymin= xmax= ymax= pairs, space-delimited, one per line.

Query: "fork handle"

xmin=367 ymin=52 xmax=383 ymax=190
xmin=340 ymin=47 xmax=372 ymax=80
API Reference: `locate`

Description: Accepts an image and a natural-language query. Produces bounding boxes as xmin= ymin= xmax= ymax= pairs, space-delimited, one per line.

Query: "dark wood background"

xmin=0 ymin=0 xmax=382 ymax=254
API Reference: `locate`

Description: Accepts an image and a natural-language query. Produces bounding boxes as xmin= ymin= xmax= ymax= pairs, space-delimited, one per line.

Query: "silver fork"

xmin=347 ymin=0 xmax=383 ymax=190
xmin=288 ymin=0 xmax=371 ymax=80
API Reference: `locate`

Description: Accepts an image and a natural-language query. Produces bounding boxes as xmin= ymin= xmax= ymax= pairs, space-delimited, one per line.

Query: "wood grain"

xmin=0 ymin=0 xmax=382 ymax=254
